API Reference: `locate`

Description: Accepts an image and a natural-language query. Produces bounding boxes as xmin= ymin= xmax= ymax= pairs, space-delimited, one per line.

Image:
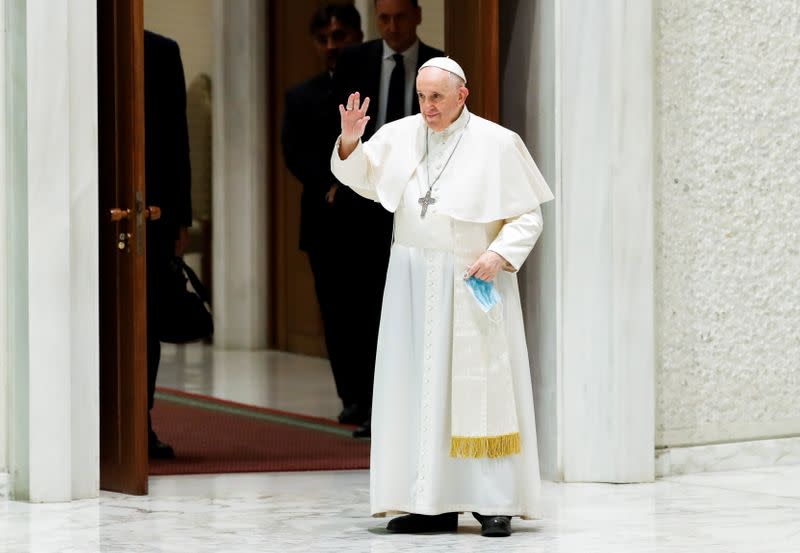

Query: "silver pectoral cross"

xmin=418 ymin=189 xmax=437 ymax=218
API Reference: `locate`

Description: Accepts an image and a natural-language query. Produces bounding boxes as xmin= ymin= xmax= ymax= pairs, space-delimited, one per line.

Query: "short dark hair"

xmin=309 ymin=4 xmax=362 ymax=35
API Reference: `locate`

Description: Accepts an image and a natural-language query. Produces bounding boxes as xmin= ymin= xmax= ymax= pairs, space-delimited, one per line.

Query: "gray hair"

xmin=449 ymin=73 xmax=466 ymax=89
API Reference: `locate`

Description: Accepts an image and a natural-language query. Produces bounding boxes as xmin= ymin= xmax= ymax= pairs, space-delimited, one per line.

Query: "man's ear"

xmin=459 ymin=86 xmax=470 ymax=105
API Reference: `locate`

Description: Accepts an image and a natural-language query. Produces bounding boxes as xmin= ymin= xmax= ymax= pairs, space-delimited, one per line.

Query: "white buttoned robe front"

xmin=332 ymin=109 xmax=545 ymax=519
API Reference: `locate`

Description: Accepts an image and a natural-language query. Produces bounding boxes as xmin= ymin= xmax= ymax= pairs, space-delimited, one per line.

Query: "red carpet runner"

xmin=149 ymin=388 xmax=370 ymax=475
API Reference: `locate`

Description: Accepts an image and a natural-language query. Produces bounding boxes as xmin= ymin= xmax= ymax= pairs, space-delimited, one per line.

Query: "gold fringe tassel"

xmin=449 ymin=433 xmax=521 ymax=459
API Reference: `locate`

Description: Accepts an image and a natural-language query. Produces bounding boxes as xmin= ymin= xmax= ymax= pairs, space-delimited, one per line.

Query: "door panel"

xmin=267 ymin=0 xmax=329 ymax=356
xmin=98 ymin=0 xmax=149 ymax=495
xmin=445 ymin=0 xmax=500 ymax=122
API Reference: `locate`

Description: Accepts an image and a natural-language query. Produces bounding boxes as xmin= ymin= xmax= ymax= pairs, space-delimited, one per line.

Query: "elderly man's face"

xmin=375 ymin=0 xmax=421 ymax=53
xmin=416 ymin=67 xmax=468 ymax=132
xmin=312 ymin=17 xmax=363 ymax=72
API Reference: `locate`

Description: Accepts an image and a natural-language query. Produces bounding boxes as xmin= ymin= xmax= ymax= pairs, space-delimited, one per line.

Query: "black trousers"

xmin=146 ymin=226 xmax=173 ymax=439
xmin=305 ymin=202 xmax=392 ymax=410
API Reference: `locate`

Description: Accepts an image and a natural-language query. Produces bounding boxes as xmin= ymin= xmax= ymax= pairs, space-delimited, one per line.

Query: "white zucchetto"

xmin=418 ymin=57 xmax=467 ymax=84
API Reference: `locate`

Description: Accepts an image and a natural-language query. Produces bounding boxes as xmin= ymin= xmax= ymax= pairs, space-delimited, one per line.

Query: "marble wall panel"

xmin=5 ymin=0 xmax=99 ymax=501
xmin=67 ymin=0 xmax=99 ymax=500
xmin=655 ymin=0 xmax=800 ymax=447
xmin=212 ymin=0 xmax=268 ymax=349
xmin=24 ymin=0 xmax=74 ymax=501
xmin=656 ymin=437 xmax=800 ymax=477
xmin=0 ymin=0 xmax=8 ymax=474
xmin=500 ymin=0 xmax=560 ymax=481
xmin=559 ymin=0 xmax=655 ymax=482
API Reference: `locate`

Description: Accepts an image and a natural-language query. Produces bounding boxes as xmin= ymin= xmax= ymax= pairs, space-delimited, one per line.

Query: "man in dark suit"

xmin=332 ymin=0 xmax=445 ymax=437
xmin=281 ymin=5 xmax=365 ymax=426
xmin=144 ymin=30 xmax=193 ymax=459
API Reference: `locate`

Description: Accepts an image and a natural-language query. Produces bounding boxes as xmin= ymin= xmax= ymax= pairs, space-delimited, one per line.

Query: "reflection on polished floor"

xmin=2 ymin=345 xmax=798 ymax=552
xmin=158 ymin=343 xmax=342 ymax=420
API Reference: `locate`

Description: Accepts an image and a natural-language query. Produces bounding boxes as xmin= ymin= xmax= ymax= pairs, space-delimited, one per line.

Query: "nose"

xmin=388 ymin=17 xmax=398 ymax=33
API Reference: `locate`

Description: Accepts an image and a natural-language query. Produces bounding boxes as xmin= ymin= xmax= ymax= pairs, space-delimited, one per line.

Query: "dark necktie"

xmin=386 ymin=53 xmax=405 ymax=123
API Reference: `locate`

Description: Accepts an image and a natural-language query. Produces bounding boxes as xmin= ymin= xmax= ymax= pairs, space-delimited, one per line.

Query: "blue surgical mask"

xmin=464 ymin=276 xmax=502 ymax=313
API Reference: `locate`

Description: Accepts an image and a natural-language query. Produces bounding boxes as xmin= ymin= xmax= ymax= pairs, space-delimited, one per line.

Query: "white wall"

xmin=0 ymin=0 xmax=8 ymax=478
xmin=211 ymin=0 xmax=268 ymax=349
xmin=143 ymin=0 xmax=214 ymax=84
xmin=417 ymin=0 xmax=444 ymax=51
xmin=5 ymin=0 xmax=99 ymax=501
xmin=655 ymin=1 xmax=800 ymax=448
xmin=500 ymin=0 xmax=655 ymax=482
xmin=500 ymin=0 xmax=559 ymax=481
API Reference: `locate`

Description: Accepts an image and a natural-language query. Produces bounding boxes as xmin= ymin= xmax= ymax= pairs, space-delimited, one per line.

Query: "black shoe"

xmin=352 ymin=418 xmax=371 ymax=438
xmin=386 ymin=513 xmax=458 ymax=534
xmin=338 ymin=403 xmax=365 ymax=425
xmin=148 ymin=437 xmax=175 ymax=459
xmin=472 ymin=513 xmax=511 ymax=537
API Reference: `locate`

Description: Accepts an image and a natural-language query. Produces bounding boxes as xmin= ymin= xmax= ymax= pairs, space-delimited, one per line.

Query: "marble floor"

xmin=1 ymin=345 xmax=798 ymax=552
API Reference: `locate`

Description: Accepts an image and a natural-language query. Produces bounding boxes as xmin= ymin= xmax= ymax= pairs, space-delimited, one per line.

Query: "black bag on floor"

xmin=158 ymin=256 xmax=214 ymax=344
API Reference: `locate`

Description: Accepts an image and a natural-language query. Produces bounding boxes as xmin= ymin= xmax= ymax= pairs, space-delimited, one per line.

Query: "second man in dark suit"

xmin=332 ymin=0 xmax=445 ymax=437
xmin=144 ymin=30 xmax=193 ymax=459
xmin=282 ymin=5 xmax=366 ymax=427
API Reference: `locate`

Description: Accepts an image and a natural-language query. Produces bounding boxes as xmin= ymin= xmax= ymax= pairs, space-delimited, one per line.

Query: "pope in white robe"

xmin=330 ymin=57 xmax=554 ymax=537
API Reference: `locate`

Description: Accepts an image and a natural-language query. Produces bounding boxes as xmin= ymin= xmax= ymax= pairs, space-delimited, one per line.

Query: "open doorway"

xmin=99 ymin=0 xmax=499 ymax=490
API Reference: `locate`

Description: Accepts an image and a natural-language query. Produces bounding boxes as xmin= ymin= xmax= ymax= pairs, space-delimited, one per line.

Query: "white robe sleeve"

xmin=330 ymin=136 xmax=380 ymax=202
xmin=487 ymin=206 xmax=544 ymax=272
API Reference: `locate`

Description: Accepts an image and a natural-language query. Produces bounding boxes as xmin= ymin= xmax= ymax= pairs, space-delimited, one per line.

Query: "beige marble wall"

xmin=655 ymin=0 xmax=800 ymax=449
xmin=143 ymin=0 xmax=214 ymax=85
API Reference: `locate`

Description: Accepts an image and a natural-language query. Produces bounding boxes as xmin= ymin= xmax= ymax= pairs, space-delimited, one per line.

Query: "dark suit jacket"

xmin=144 ymin=30 xmax=192 ymax=248
xmin=282 ymin=72 xmax=348 ymax=252
xmin=333 ymin=39 xmax=445 ymax=141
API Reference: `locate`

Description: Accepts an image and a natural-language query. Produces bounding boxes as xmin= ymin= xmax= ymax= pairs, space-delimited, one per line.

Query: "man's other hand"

xmin=175 ymin=226 xmax=189 ymax=257
xmin=326 ymin=184 xmax=339 ymax=204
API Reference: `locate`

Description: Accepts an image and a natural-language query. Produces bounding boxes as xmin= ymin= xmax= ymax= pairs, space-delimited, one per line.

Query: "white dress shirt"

xmin=376 ymin=40 xmax=420 ymax=129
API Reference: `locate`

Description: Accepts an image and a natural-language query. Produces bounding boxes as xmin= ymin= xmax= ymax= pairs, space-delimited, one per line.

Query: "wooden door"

xmin=445 ymin=0 xmax=500 ymax=121
xmin=267 ymin=0 xmax=330 ymax=356
xmin=98 ymin=0 xmax=149 ymax=495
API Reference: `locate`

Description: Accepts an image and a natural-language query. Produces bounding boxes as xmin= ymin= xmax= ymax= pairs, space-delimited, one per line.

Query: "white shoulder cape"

xmin=354 ymin=110 xmax=554 ymax=223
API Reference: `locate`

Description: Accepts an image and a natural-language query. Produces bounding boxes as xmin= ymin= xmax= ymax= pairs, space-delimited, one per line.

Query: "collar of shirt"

xmin=382 ymin=39 xmax=420 ymax=63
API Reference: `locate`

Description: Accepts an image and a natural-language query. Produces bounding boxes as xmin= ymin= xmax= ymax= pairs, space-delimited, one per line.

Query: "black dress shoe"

xmin=148 ymin=438 xmax=175 ymax=459
xmin=352 ymin=418 xmax=371 ymax=438
xmin=386 ymin=513 xmax=459 ymax=534
xmin=338 ymin=403 xmax=365 ymax=425
xmin=472 ymin=513 xmax=511 ymax=537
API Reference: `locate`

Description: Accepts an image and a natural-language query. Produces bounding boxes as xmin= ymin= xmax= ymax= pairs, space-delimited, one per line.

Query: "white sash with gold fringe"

xmin=449 ymin=220 xmax=520 ymax=459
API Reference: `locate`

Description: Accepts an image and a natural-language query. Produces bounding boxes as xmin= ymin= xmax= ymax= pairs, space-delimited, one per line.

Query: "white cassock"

xmin=331 ymin=107 xmax=553 ymax=519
